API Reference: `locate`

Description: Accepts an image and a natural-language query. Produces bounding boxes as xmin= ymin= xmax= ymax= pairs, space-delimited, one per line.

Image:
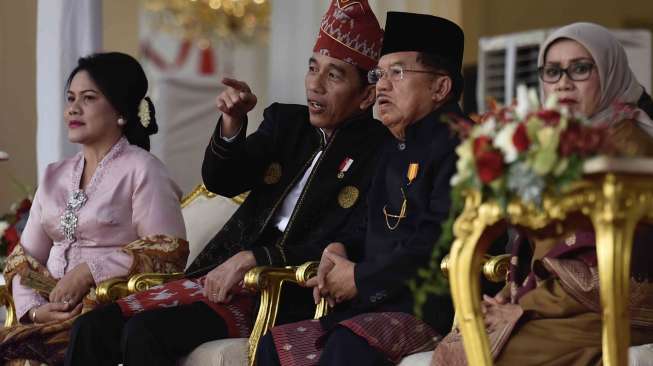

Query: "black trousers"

xmin=65 ymin=301 xmax=228 ymax=366
xmin=256 ymin=326 xmax=392 ymax=366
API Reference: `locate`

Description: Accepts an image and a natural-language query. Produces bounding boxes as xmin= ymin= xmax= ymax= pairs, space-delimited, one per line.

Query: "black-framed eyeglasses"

xmin=367 ymin=65 xmax=445 ymax=84
xmin=538 ymin=62 xmax=595 ymax=83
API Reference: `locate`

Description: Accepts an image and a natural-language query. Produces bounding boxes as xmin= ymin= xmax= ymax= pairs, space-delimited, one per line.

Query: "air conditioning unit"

xmin=477 ymin=28 xmax=652 ymax=113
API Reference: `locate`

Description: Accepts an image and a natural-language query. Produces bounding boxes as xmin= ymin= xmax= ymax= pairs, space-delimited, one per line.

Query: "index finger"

xmin=305 ymin=277 xmax=318 ymax=288
xmin=68 ymin=303 xmax=84 ymax=317
xmin=49 ymin=288 xmax=61 ymax=303
xmin=317 ymin=255 xmax=336 ymax=289
xmin=317 ymin=266 xmax=327 ymax=290
xmin=222 ymin=78 xmax=251 ymax=93
xmin=203 ymin=276 xmax=215 ymax=299
xmin=312 ymin=286 xmax=321 ymax=305
xmin=50 ymin=303 xmax=82 ymax=321
xmin=217 ymin=281 xmax=230 ymax=303
xmin=48 ymin=302 xmax=69 ymax=312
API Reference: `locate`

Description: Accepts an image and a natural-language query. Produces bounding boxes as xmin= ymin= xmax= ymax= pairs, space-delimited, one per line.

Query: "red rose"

xmin=576 ymin=127 xmax=605 ymax=155
xmin=559 ymin=123 xmax=581 ymax=157
xmin=536 ymin=110 xmax=561 ymax=125
xmin=559 ymin=122 xmax=608 ymax=157
xmin=512 ymin=124 xmax=530 ymax=152
xmin=473 ymin=135 xmax=492 ymax=156
xmin=475 ymin=150 xmax=504 ymax=183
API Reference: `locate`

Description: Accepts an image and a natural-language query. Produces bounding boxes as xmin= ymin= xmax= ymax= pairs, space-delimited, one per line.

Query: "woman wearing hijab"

xmin=538 ymin=22 xmax=653 ymax=155
xmin=0 ymin=52 xmax=188 ymax=366
xmin=433 ymin=22 xmax=653 ymax=366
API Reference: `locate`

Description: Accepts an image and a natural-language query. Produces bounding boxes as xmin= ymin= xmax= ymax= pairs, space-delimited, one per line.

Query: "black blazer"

xmin=186 ymin=103 xmax=389 ymax=276
xmin=324 ymin=102 xmax=463 ymax=335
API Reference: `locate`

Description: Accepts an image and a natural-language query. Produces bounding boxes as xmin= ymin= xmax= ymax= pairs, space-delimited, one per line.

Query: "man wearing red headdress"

xmin=65 ymin=1 xmax=387 ymax=365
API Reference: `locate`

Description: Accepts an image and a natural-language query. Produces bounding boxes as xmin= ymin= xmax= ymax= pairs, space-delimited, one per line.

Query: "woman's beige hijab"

xmin=538 ymin=22 xmax=653 ymax=136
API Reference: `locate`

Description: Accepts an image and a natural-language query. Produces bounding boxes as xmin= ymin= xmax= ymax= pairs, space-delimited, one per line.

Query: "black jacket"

xmin=323 ymin=102 xmax=463 ymax=335
xmin=186 ymin=103 xmax=389 ymax=276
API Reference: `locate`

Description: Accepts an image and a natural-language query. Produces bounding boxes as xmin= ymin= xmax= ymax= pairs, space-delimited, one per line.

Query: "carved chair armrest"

xmin=0 ymin=284 xmax=17 ymax=327
xmin=481 ymin=254 xmax=511 ymax=283
xmin=1 ymin=272 xmax=186 ymax=329
xmin=127 ymin=272 xmax=185 ymax=293
xmin=440 ymin=254 xmax=511 ymax=283
xmin=294 ymin=261 xmax=329 ymax=318
xmin=96 ymin=277 xmax=130 ymax=303
xmin=96 ymin=272 xmax=185 ymax=303
xmin=243 ymin=261 xmax=328 ymax=366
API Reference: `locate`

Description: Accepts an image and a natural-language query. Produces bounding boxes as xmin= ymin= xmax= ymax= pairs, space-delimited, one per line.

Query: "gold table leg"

xmin=449 ymin=235 xmax=492 ymax=365
xmin=448 ymin=173 xmax=652 ymax=365
xmin=591 ymin=175 xmax=640 ymax=366
xmin=449 ymin=195 xmax=502 ymax=366
xmin=245 ymin=269 xmax=283 ymax=366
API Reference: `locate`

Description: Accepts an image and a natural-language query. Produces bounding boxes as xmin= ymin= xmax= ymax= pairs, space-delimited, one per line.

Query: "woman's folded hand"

xmin=32 ymin=302 xmax=83 ymax=324
xmin=49 ymin=263 xmax=94 ymax=308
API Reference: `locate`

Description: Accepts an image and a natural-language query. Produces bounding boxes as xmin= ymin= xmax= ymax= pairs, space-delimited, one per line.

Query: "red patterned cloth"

xmin=117 ymin=276 xmax=254 ymax=338
xmin=313 ymin=0 xmax=383 ymax=71
xmin=271 ymin=312 xmax=440 ymax=365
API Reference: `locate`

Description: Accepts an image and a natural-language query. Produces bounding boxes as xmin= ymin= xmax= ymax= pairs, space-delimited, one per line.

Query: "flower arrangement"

xmin=451 ymin=85 xmax=610 ymax=208
xmin=411 ymin=85 xmax=612 ymax=317
xmin=0 ymin=184 xmax=33 ymax=271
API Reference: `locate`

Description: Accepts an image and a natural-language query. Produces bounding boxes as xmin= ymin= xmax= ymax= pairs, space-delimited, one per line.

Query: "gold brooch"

xmin=338 ymin=186 xmax=359 ymax=208
xmin=263 ymin=162 xmax=282 ymax=184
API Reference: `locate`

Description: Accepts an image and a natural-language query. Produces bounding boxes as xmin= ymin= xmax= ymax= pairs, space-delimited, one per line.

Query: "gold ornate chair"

xmin=0 ymin=282 xmax=16 ymax=327
xmin=127 ymin=261 xmax=328 ymax=366
xmin=99 ymin=183 xmax=324 ymax=366
xmin=180 ymin=253 xmax=508 ymax=366
xmin=396 ymin=254 xmax=510 ymax=366
xmin=0 ymin=276 xmax=132 ymax=327
xmin=112 ymin=179 xmax=512 ymax=366
xmin=0 ymin=183 xmax=244 ymax=328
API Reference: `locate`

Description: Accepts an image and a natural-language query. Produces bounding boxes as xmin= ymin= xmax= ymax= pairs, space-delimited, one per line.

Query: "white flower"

xmin=515 ymin=84 xmax=529 ymax=120
xmin=450 ymin=140 xmax=474 ymax=186
xmin=0 ymin=221 xmax=8 ymax=237
xmin=493 ymin=123 xmax=519 ymax=163
xmin=515 ymin=85 xmax=542 ymax=120
xmin=528 ymin=88 xmax=540 ymax=110
xmin=559 ymin=104 xmax=570 ymax=119
xmin=472 ymin=116 xmax=497 ymax=138
xmin=544 ymin=93 xmax=559 ymax=110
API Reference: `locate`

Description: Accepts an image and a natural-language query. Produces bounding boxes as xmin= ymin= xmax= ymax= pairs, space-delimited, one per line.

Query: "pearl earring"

xmin=117 ymin=118 xmax=126 ymax=126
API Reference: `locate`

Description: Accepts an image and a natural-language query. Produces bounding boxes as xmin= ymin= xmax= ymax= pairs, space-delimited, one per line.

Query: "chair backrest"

xmin=181 ymin=184 xmax=247 ymax=270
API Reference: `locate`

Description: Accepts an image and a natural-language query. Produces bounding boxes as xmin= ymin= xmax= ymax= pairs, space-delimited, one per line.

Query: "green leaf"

xmin=532 ymin=147 xmax=558 ymax=176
